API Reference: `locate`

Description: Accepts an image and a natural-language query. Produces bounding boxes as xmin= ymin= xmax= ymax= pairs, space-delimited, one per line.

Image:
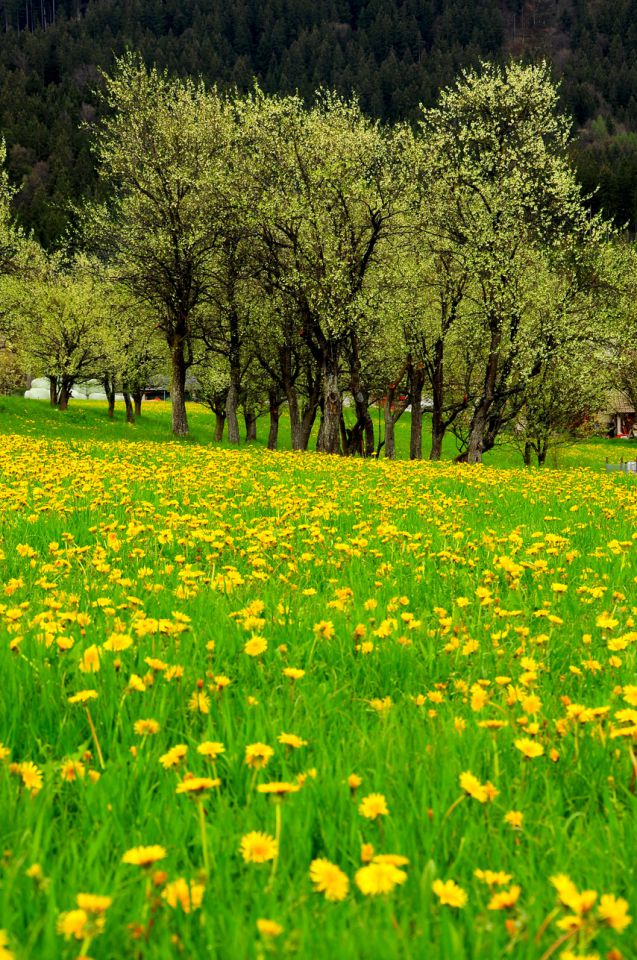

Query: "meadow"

xmin=0 ymin=398 xmax=636 ymax=959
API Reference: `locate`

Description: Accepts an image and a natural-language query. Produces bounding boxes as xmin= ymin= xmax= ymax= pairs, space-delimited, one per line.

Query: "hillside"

xmin=2 ymin=0 xmax=637 ymax=243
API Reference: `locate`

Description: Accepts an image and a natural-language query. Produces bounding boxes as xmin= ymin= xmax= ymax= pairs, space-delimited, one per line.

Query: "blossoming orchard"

xmin=0 ymin=50 xmax=636 ymax=960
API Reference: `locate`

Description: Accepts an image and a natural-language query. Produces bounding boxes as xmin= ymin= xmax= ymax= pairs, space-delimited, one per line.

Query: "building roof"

xmin=604 ymin=390 xmax=635 ymax=415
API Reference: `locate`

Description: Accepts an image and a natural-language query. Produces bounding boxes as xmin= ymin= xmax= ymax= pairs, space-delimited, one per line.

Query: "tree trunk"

xmin=58 ymin=381 xmax=71 ymax=411
xmin=316 ymin=348 xmax=341 ymax=455
xmin=123 ymin=390 xmax=135 ymax=424
xmin=287 ymin=386 xmax=303 ymax=450
xmin=409 ymin=366 xmax=425 ymax=460
xmin=523 ymin=441 xmax=532 ymax=466
xmin=226 ymin=380 xmax=240 ymax=444
xmin=214 ymin=410 xmax=225 ymax=442
xmin=364 ymin=416 xmax=374 ymax=457
xmin=267 ymin=391 xmax=280 ymax=450
xmin=429 ymin=340 xmax=445 ymax=460
xmin=133 ymin=388 xmax=143 ymax=418
xmin=538 ymin=441 xmax=548 ymax=466
xmin=170 ymin=342 xmax=189 ymax=436
xmin=103 ymin=377 xmax=115 ymax=418
xmin=299 ymin=400 xmax=318 ymax=451
xmin=384 ymin=399 xmax=396 ymax=460
xmin=227 ymin=308 xmax=242 ymax=445
xmin=49 ymin=375 xmax=58 ymax=407
xmin=298 ymin=370 xmax=321 ymax=451
xmin=244 ymin=409 xmax=257 ymax=443
xmin=466 ymin=326 xmax=501 ymax=464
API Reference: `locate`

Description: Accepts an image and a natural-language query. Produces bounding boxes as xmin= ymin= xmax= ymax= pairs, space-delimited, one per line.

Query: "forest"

xmin=2 ymin=0 xmax=637 ymax=244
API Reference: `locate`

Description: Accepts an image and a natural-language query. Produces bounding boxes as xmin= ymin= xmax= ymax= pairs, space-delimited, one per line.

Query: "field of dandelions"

xmin=0 ymin=399 xmax=635 ymax=960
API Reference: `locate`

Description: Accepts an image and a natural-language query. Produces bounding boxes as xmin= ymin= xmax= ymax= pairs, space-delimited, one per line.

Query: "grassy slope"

xmin=0 ymin=395 xmax=634 ymax=469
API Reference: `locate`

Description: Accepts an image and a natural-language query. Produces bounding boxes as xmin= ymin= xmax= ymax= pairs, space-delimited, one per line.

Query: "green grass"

xmin=0 ymin=398 xmax=636 ymax=959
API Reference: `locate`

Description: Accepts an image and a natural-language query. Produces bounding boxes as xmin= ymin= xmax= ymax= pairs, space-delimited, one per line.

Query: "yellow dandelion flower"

xmin=244 ymin=743 xmax=274 ymax=769
xmin=0 ymin=932 xmax=12 ymax=960
xmin=244 ymin=636 xmax=268 ymax=657
xmin=432 ymin=879 xmax=467 ymax=908
xmin=197 ymin=741 xmax=225 ymax=759
xmin=18 ymin=762 xmax=43 ymax=796
xmin=76 ymin=893 xmax=112 ymax=914
xmin=103 ymin=632 xmax=133 ymax=652
xmin=188 ymin=690 xmax=210 ymax=714
xmin=67 ymin=690 xmax=98 ymax=705
xmin=257 ymin=919 xmax=284 ymax=937
xmin=488 ymin=886 xmax=521 ymax=910
xmin=278 ymin=732 xmax=308 ymax=749
xmin=176 ymin=776 xmax=220 ymax=794
xmin=134 ymin=719 xmax=160 ymax=736
xmin=159 ymin=744 xmax=188 ymax=768
xmin=597 ymin=893 xmax=632 ymax=932
xmin=240 ymin=832 xmax=278 ymax=863
xmin=257 ymin=781 xmax=300 ymax=796
xmin=356 ymin=862 xmax=407 ymax=896
xmin=56 ymin=909 xmax=88 ymax=940
xmin=358 ymin=793 xmax=389 ymax=819
xmin=78 ymin=644 xmax=101 ymax=673
xmin=60 ymin=760 xmax=85 ymax=782
xmin=459 ymin=771 xmax=488 ymax=803
xmin=309 ymin=859 xmax=350 ymax=901
xmin=162 ymin=878 xmax=205 ymax=913
xmin=373 ymin=854 xmax=409 ymax=866
xmin=121 ymin=845 xmax=166 ymax=867
xmin=514 ymin=738 xmax=544 ymax=759
xmin=283 ymin=667 xmax=305 ymax=680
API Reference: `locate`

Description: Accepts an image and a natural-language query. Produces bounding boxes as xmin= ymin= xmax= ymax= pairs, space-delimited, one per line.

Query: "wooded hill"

xmin=2 ymin=0 xmax=637 ymax=244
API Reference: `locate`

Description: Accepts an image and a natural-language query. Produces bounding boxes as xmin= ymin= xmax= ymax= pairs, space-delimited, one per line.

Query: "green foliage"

xmin=10 ymin=253 xmax=110 ymax=405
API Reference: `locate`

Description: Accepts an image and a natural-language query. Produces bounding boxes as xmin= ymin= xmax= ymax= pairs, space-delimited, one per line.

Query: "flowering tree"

xmin=240 ymin=90 xmax=411 ymax=454
xmin=419 ymin=62 xmax=605 ymax=463
xmin=87 ymin=55 xmax=235 ymax=436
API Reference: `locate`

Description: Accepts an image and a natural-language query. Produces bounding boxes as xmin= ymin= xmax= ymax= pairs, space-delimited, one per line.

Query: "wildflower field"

xmin=0 ymin=402 xmax=636 ymax=959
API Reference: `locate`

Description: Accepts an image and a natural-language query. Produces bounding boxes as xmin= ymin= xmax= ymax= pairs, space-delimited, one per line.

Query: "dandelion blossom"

xmin=356 ymin=863 xmax=407 ymax=896
xmin=278 ymin=732 xmax=308 ymax=749
xmin=244 ymin=636 xmax=267 ymax=657
xmin=358 ymin=793 xmax=389 ymax=819
xmin=56 ymin=909 xmax=88 ymax=940
xmin=176 ymin=776 xmax=220 ymax=795
xmin=197 ymin=741 xmax=225 ymax=759
xmin=257 ymin=919 xmax=283 ymax=937
xmin=76 ymin=894 xmax=112 ymax=914
xmin=309 ymin=859 xmax=350 ymax=901
xmin=514 ymin=738 xmax=544 ymax=759
xmin=122 ymin=845 xmax=166 ymax=867
xmin=257 ymin=781 xmax=300 ymax=797
xmin=159 ymin=744 xmax=188 ymax=768
xmin=597 ymin=893 xmax=632 ymax=932
xmin=0 ymin=930 xmax=13 ymax=960
xmin=432 ymin=879 xmax=467 ymax=908
xmin=245 ymin=743 xmax=274 ymax=769
xmin=162 ymin=878 xmax=205 ymax=913
xmin=240 ymin=832 xmax=278 ymax=864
